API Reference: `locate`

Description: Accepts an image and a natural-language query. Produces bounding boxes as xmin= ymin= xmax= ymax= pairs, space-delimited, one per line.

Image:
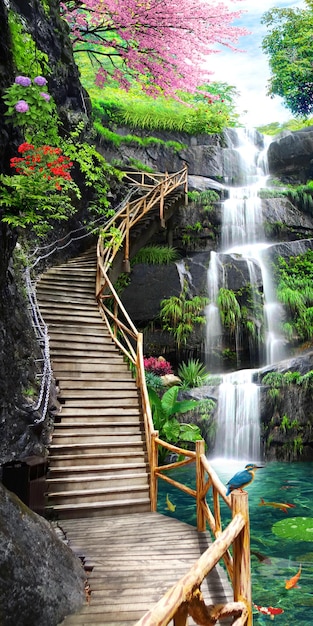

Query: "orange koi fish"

xmin=285 ymin=564 xmax=302 ymax=589
xmin=253 ymin=603 xmax=284 ymax=619
xmin=258 ymin=498 xmax=296 ymax=514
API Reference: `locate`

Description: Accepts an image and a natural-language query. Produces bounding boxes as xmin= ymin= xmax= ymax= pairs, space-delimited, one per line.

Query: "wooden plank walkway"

xmin=58 ymin=512 xmax=233 ymax=626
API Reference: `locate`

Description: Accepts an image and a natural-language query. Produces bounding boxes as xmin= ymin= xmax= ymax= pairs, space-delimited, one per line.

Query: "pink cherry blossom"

xmin=60 ymin=0 xmax=247 ymax=97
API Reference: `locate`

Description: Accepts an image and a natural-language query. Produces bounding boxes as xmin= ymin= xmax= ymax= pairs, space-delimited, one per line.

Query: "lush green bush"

xmin=147 ymin=385 xmax=202 ymax=464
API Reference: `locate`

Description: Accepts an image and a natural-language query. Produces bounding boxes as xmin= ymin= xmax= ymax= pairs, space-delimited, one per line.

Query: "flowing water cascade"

xmin=207 ymin=129 xmax=286 ymax=461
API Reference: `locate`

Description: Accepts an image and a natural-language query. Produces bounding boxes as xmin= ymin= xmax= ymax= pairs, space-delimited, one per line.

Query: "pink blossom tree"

xmin=60 ymin=0 xmax=246 ymax=97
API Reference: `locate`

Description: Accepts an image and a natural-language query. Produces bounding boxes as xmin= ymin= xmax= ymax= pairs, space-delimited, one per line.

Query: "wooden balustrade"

xmin=96 ymin=167 xmax=252 ymax=625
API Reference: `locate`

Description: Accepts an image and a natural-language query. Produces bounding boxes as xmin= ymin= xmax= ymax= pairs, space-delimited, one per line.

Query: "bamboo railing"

xmin=96 ymin=167 xmax=252 ymax=625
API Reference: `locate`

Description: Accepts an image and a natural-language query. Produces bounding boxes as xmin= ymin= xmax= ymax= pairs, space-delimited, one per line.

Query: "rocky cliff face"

xmin=0 ymin=0 xmax=92 ymax=465
xmin=267 ymin=126 xmax=313 ymax=183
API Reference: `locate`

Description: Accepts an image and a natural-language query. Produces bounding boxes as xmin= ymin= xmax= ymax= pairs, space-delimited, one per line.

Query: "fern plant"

xmin=160 ymin=288 xmax=208 ymax=348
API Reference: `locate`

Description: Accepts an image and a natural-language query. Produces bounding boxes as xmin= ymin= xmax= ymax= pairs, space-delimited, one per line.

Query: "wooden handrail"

xmin=95 ymin=167 xmax=251 ymax=625
xmin=134 ymin=513 xmax=249 ymax=626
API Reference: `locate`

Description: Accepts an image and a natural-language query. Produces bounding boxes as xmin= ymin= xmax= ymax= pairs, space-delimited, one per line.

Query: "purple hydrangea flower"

xmin=15 ymin=100 xmax=29 ymax=113
xmin=40 ymin=92 xmax=50 ymax=102
xmin=15 ymin=76 xmax=31 ymax=87
xmin=34 ymin=76 xmax=47 ymax=86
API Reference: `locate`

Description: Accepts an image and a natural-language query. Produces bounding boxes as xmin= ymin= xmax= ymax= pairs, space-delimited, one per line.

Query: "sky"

xmin=208 ymin=0 xmax=306 ymax=128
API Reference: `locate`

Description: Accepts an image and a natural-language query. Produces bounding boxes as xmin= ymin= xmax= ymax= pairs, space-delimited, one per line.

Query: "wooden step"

xmin=53 ymin=422 xmax=142 ymax=434
xmin=48 ymin=462 xmax=148 ymax=479
xmin=47 ymin=324 xmax=109 ymax=335
xmin=51 ymin=432 xmax=143 ymax=444
xmin=48 ymin=451 xmax=147 ymax=467
xmin=55 ymin=380 xmax=136 ymax=390
xmin=46 ymin=498 xmax=151 ymax=519
xmin=46 ymin=472 xmax=148 ymax=492
xmin=47 ymin=484 xmax=149 ymax=505
xmin=49 ymin=442 xmax=145 ymax=456
xmin=58 ymin=370 xmax=135 ymax=380
xmin=51 ymin=362 xmax=131 ymax=373
xmin=57 ymin=389 xmax=138 ymax=400
xmin=57 ymin=407 xmax=141 ymax=417
xmin=55 ymin=399 xmax=140 ymax=408
xmin=56 ymin=411 xmax=141 ymax=421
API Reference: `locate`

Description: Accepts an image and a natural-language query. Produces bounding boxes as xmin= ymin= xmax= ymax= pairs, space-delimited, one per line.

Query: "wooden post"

xmin=174 ymin=605 xmax=188 ymax=626
xmin=150 ymin=431 xmax=159 ymax=512
xmin=124 ymin=203 xmax=130 ymax=272
xmin=231 ymin=490 xmax=252 ymax=626
xmin=184 ymin=163 xmax=188 ymax=206
xmin=196 ymin=440 xmax=206 ymax=532
xmin=160 ymin=176 xmax=166 ymax=228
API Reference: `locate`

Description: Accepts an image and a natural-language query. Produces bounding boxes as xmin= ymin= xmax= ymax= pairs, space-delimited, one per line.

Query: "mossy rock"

xmin=272 ymin=517 xmax=313 ymax=541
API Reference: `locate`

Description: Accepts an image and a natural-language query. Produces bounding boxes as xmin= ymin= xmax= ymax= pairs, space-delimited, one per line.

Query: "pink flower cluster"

xmin=60 ymin=0 xmax=247 ymax=98
xmin=144 ymin=356 xmax=173 ymax=377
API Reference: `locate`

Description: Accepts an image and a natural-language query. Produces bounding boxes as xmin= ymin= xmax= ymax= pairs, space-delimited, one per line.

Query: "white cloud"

xmin=206 ymin=0 xmax=306 ymax=127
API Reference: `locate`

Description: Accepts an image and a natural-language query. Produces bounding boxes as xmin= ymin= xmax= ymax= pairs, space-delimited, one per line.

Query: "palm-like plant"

xmin=177 ymin=359 xmax=208 ymax=389
xmin=148 ymin=385 xmax=202 ymax=464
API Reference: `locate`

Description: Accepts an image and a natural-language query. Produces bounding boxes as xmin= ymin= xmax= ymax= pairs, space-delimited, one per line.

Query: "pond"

xmin=157 ymin=458 xmax=313 ymax=624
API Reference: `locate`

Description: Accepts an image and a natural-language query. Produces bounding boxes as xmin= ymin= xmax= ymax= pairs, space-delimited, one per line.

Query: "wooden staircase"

xmin=36 ymin=248 xmax=151 ymax=519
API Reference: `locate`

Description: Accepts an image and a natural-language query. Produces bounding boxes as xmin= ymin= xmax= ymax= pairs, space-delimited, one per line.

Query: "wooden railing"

xmin=143 ymin=437 xmax=251 ymax=625
xmin=96 ymin=165 xmax=188 ymax=279
xmin=96 ymin=167 xmax=251 ymax=626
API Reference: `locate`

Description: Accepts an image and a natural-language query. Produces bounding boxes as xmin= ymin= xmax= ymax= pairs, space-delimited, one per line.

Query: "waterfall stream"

xmin=207 ymin=129 xmax=285 ymax=461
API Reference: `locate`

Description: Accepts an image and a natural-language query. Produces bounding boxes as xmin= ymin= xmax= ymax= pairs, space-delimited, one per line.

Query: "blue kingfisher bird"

xmin=226 ymin=463 xmax=263 ymax=496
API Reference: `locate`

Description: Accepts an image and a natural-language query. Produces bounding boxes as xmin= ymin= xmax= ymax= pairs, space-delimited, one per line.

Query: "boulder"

xmin=0 ymin=484 xmax=85 ymax=626
xmin=267 ymin=127 xmax=313 ymax=182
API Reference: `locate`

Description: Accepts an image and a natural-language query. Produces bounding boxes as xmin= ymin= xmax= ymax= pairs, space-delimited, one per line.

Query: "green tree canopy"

xmin=261 ymin=2 xmax=313 ymax=116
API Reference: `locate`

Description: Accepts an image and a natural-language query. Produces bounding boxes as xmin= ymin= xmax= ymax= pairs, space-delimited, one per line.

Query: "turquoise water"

xmin=157 ymin=459 xmax=313 ymax=624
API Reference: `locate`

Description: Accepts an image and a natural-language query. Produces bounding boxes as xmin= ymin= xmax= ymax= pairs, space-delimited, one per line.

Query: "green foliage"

xmin=147 ymin=385 xmax=202 ymax=464
xmin=217 ymin=288 xmax=241 ymax=334
xmin=177 ymin=359 xmax=208 ymax=389
xmin=280 ymin=414 xmax=300 ymax=434
xmin=276 ymin=251 xmax=313 ymax=343
xmin=160 ymin=285 xmax=208 ymax=348
xmin=94 ymin=118 xmax=185 ymax=153
xmin=258 ymin=117 xmax=313 ymax=136
xmin=132 ymin=245 xmax=179 ymax=266
xmin=188 ymin=190 xmax=219 ymax=209
xmin=82 ymin=73 xmax=240 ymax=136
xmin=8 ymin=11 xmax=50 ymax=78
xmin=262 ymin=372 xmax=284 ymax=388
xmin=60 ymin=123 xmax=122 ymax=218
xmin=261 ymin=5 xmax=313 ymax=116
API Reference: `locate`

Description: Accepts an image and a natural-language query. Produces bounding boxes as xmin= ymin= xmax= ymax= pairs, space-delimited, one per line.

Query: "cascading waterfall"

xmin=207 ymin=129 xmax=286 ymax=461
